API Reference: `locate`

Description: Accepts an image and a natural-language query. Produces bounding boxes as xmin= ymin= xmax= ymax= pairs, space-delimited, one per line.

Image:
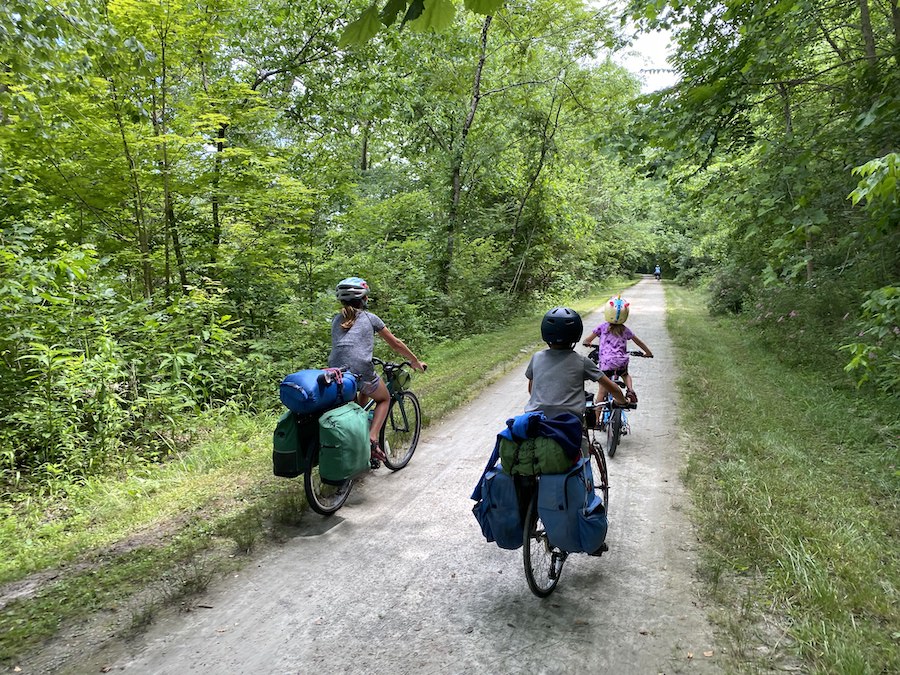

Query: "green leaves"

xmin=380 ymin=0 xmax=409 ymax=27
xmin=341 ymin=0 xmax=501 ymax=45
xmin=409 ymin=0 xmax=456 ymax=32
xmin=339 ymin=5 xmax=382 ymax=47
xmin=849 ymin=154 xmax=899 ymax=207
xmin=464 ymin=0 xmax=505 ymax=13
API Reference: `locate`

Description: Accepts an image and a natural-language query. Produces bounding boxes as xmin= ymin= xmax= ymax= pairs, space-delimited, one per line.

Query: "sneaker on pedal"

xmin=370 ymin=440 xmax=386 ymax=469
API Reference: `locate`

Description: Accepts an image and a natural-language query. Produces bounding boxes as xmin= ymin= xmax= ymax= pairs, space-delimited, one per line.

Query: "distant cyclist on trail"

xmin=582 ymin=295 xmax=653 ymax=403
xmin=328 ymin=277 xmax=426 ymax=464
xmin=654 ymin=264 xmax=661 ymax=280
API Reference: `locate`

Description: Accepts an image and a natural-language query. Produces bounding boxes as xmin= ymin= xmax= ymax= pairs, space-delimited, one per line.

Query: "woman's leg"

xmin=368 ymin=379 xmax=391 ymax=446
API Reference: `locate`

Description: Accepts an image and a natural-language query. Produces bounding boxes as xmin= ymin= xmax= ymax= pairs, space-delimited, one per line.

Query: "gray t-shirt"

xmin=525 ymin=348 xmax=602 ymax=419
xmin=328 ymin=310 xmax=386 ymax=384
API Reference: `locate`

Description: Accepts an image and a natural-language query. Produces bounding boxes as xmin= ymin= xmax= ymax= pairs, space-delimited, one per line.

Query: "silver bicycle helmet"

xmin=335 ymin=277 xmax=370 ymax=303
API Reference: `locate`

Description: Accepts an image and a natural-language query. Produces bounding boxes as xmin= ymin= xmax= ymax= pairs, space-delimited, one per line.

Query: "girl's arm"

xmin=377 ymin=327 xmax=427 ymax=371
xmin=630 ymin=335 xmax=653 ymax=358
xmin=582 ymin=330 xmax=598 ymax=348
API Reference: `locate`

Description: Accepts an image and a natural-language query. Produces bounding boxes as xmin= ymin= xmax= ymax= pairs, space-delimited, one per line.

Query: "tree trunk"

xmin=444 ymin=15 xmax=493 ymax=287
xmin=858 ymin=0 xmax=877 ymax=62
xmin=109 ymin=80 xmax=152 ymax=300
xmin=890 ymin=0 xmax=900 ymax=58
xmin=153 ymin=31 xmax=189 ymax=295
xmin=360 ymin=120 xmax=370 ymax=171
xmin=776 ymin=83 xmax=793 ymax=138
xmin=510 ymin=88 xmax=563 ymax=295
xmin=210 ymin=122 xmax=227 ymax=266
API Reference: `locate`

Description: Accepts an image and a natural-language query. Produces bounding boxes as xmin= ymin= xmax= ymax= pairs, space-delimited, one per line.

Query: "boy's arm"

xmin=631 ymin=335 xmax=653 ymax=358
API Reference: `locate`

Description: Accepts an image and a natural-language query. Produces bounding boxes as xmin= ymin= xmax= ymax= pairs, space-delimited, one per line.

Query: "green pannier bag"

xmin=318 ymin=402 xmax=370 ymax=484
xmin=500 ymin=436 xmax=576 ymax=476
xmin=272 ymin=410 xmax=317 ymax=478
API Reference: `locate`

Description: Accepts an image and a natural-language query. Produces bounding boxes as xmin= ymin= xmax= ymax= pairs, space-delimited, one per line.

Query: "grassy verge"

xmin=0 ymin=283 xmax=631 ymax=665
xmin=666 ymin=283 xmax=899 ymax=674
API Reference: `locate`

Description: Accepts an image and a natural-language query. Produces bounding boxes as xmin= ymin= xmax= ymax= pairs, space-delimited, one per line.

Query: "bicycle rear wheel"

xmin=381 ymin=391 xmax=421 ymax=470
xmin=523 ymin=493 xmax=567 ymax=598
xmin=606 ymin=408 xmax=622 ymax=457
xmin=588 ymin=440 xmax=610 ymax=508
xmin=304 ymin=446 xmax=353 ymax=515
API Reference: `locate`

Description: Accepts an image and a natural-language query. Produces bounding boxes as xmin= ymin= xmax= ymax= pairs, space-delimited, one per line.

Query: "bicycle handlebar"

xmin=372 ymin=357 xmax=428 ymax=372
xmin=628 ymin=350 xmax=652 ymax=358
xmin=586 ymin=400 xmax=636 ymax=411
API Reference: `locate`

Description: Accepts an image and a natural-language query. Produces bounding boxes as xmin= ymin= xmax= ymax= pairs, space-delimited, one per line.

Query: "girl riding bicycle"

xmin=328 ymin=277 xmax=426 ymax=463
xmin=582 ymin=296 xmax=653 ymax=403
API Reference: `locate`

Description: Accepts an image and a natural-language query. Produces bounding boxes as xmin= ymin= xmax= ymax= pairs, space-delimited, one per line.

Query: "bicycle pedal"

xmin=369 ymin=458 xmax=381 ymax=470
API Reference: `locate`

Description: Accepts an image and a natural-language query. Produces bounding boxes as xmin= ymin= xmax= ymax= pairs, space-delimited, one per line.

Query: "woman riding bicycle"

xmin=328 ymin=277 xmax=426 ymax=464
xmin=582 ymin=296 xmax=653 ymax=403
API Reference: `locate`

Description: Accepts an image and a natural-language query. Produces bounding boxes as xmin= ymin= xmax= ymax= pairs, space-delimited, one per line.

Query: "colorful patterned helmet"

xmin=540 ymin=307 xmax=583 ymax=346
xmin=603 ymin=295 xmax=630 ymax=324
xmin=335 ymin=277 xmax=369 ymax=303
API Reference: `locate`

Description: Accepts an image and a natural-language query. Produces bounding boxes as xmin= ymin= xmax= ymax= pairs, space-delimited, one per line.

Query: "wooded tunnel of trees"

xmin=1 ymin=0 xmax=897 ymax=488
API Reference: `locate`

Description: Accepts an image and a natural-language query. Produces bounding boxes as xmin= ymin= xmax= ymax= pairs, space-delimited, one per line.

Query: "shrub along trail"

xmin=71 ymin=278 xmax=722 ymax=673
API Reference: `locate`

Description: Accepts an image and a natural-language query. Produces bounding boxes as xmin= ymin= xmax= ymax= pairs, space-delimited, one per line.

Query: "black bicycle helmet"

xmin=540 ymin=307 xmax=583 ymax=346
xmin=335 ymin=277 xmax=370 ymax=304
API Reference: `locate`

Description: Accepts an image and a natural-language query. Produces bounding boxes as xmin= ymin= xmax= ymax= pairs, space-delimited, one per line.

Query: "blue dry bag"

xmin=279 ymin=369 xmax=358 ymax=415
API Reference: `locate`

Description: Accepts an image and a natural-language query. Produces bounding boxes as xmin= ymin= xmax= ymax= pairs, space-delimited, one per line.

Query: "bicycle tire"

xmin=380 ymin=391 xmax=421 ymax=471
xmin=303 ymin=445 xmax=353 ymax=515
xmin=588 ymin=440 xmax=610 ymax=508
xmin=523 ymin=493 xmax=566 ymax=598
xmin=607 ymin=408 xmax=622 ymax=457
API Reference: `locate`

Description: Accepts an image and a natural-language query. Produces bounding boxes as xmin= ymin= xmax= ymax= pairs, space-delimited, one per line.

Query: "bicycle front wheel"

xmin=606 ymin=408 xmax=622 ymax=457
xmin=304 ymin=447 xmax=353 ymax=516
xmin=523 ymin=494 xmax=566 ymax=598
xmin=380 ymin=391 xmax=421 ymax=471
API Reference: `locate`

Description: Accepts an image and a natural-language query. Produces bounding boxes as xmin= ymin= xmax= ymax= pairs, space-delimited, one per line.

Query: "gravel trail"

xmin=71 ymin=278 xmax=721 ymax=674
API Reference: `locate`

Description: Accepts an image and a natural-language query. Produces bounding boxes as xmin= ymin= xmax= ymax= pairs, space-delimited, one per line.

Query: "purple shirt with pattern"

xmin=593 ymin=322 xmax=634 ymax=370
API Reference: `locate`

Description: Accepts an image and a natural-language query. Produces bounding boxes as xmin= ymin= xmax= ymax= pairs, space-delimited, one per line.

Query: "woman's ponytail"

xmin=340 ymin=304 xmax=360 ymax=330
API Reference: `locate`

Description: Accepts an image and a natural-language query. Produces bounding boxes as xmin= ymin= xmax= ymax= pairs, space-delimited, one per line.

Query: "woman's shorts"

xmin=358 ymin=374 xmax=382 ymax=397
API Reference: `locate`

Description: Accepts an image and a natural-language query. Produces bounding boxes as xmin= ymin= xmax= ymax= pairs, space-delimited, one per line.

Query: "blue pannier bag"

xmin=280 ymin=369 xmax=358 ymax=415
xmin=471 ymin=446 xmax=523 ymax=550
xmin=537 ymin=459 xmax=608 ymax=554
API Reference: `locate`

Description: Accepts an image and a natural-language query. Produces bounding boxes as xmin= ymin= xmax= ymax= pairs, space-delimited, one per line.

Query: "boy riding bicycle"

xmin=526 ymin=307 xmax=628 ymax=433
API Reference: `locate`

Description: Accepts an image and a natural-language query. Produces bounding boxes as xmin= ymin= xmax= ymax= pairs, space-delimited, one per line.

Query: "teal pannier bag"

xmin=272 ymin=411 xmax=317 ymax=478
xmin=499 ymin=436 xmax=576 ymax=476
xmin=318 ymin=402 xmax=369 ymax=484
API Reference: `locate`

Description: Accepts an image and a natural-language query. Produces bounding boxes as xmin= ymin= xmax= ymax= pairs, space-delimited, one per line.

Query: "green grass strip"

xmin=666 ymin=284 xmax=899 ymax=674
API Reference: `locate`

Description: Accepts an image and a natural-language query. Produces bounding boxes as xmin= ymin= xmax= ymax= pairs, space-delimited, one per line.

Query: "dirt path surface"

xmin=73 ymin=279 xmax=722 ymax=674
